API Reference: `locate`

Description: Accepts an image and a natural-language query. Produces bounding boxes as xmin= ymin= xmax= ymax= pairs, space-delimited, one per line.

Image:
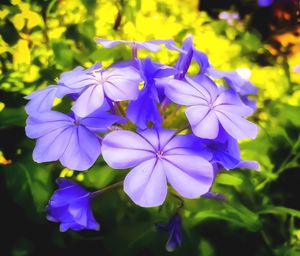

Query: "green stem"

xmin=170 ymin=191 xmax=184 ymax=210
xmin=176 ymin=123 xmax=191 ymax=135
xmin=91 ymin=180 xmax=124 ymax=198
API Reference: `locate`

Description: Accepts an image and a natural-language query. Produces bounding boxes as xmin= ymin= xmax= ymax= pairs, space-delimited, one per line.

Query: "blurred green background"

xmin=0 ymin=0 xmax=300 ymax=255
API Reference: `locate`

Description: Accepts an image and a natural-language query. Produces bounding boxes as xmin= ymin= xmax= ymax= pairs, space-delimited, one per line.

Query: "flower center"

xmin=73 ymin=119 xmax=81 ymax=126
xmin=208 ymin=102 xmax=214 ymax=110
xmin=94 ymin=71 xmax=107 ymax=85
xmin=156 ymin=150 xmax=164 ymax=159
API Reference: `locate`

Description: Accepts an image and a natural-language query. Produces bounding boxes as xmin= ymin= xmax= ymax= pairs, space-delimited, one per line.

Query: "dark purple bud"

xmin=156 ymin=213 xmax=183 ymax=252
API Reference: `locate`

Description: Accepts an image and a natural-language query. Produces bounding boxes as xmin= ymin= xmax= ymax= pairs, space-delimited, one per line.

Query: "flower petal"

xmin=102 ymin=130 xmax=155 ymax=169
xmin=236 ymin=160 xmax=259 ymax=170
xmin=103 ymin=67 xmax=141 ymax=102
xmin=207 ymin=68 xmax=258 ymax=95
xmin=72 ymin=84 xmax=104 ymax=117
xmin=186 ymin=75 xmax=218 ymax=103
xmin=25 ymin=86 xmax=58 ymax=114
xmin=96 ymin=38 xmax=128 ymax=48
xmin=163 ymin=155 xmax=213 ymax=198
xmin=216 ymin=110 xmax=259 ymax=139
xmin=211 ymin=149 xmax=240 ymax=169
xmin=135 ymin=41 xmax=161 ymax=52
xmin=69 ymin=198 xmax=100 ymax=230
xmin=58 ymin=71 xmax=98 ymax=89
xmin=193 ymin=49 xmax=210 ymax=74
xmin=139 ymin=128 xmax=176 ymax=151
xmin=126 ymin=92 xmax=162 ymax=129
xmin=185 ymin=106 xmax=219 ymax=139
xmin=163 ymin=134 xmax=212 ymax=160
xmin=164 ymin=79 xmax=208 ymax=106
xmin=214 ymin=90 xmax=253 ymax=117
xmin=80 ymin=107 xmax=126 ymax=133
xmin=49 ymin=178 xmax=88 ymax=208
xmin=33 ymin=127 xmax=73 ymax=163
xmin=59 ymin=126 xmax=101 ymax=171
xmin=25 ymin=111 xmax=73 ymax=139
xmin=124 ymin=159 xmax=167 ymax=207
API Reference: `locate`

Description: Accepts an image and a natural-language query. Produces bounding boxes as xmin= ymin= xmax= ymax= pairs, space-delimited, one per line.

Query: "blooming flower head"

xmin=156 ymin=213 xmax=183 ymax=252
xmin=25 ymin=63 xmax=102 ymax=114
xmin=26 ymin=105 xmax=124 ymax=170
xmin=61 ymin=66 xmax=142 ymax=117
xmin=47 ymin=178 xmax=100 ymax=232
xmin=102 ymin=128 xmax=214 ymax=207
xmin=164 ymin=75 xmax=259 ymax=140
xmin=24 ymin=36 xmax=260 ymax=249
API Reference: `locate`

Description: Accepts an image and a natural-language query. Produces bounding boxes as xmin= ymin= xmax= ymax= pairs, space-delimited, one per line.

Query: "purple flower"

xmin=202 ymin=125 xmax=259 ymax=170
xmin=175 ymin=35 xmax=210 ymax=79
xmin=294 ymin=65 xmax=300 ymax=74
xmin=60 ymin=66 xmax=142 ymax=117
xmin=176 ymin=38 xmax=258 ymax=111
xmin=174 ymin=37 xmax=257 ymax=99
xmin=158 ymin=35 xmax=210 ymax=107
xmin=47 ymin=178 xmax=100 ymax=232
xmin=25 ymin=106 xmax=124 ymax=170
xmin=206 ymin=67 xmax=258 ymax=110
xmin=258 ymin=0 xmax=273 ymax=6
xmin=102 ymin=128 xmax=213 ymax=207
xmin=25 ymin=64 xmax=102 ymax=114
xmin=207 ymin=67 xmax=258 ymax=96
xmin=25 ymin=85 xmax=66 ymax=114
xmin=164 ymin=75 xmax=259 ymax=140
xmin=156 ymin=213 xmax=182 ymax=252
xmin=219 ymin=11 xmax=240 ymax=25
xmin=126 ymin=57 xmax=178 ymax=129
xmin=203 ymin=191 xmax=226 ymax=201
xmin=96 ymin=38 xmax=183 ymax=53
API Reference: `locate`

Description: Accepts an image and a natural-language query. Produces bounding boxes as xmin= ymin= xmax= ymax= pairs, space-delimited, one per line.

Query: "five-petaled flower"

xmin=25 ymin=63 xmax=102 ymax=114
xmin=47 ymin=178 xmax=100 ymax=232
xmin=61 ymin=66 xmax=142 ymax=117
xmin=26 ymin=105 xmax=124 ymax=170
xmin=164 ymin=75 xmax=259 ymax=140
xmin=102 ymin=128 xmax=214 ymax=207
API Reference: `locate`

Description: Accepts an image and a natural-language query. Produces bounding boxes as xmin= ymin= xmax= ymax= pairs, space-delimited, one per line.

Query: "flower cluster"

xmin=25 ymin=36 xmax=259 ymax=250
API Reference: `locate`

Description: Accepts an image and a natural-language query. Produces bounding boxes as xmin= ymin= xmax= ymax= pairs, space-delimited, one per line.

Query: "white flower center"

xmin=156 ymin=150 xmax=164 ymax=159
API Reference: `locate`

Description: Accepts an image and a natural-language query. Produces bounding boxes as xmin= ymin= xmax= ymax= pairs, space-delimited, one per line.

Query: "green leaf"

xmin=277 ymin=104 xmax=300 ymax=127
xmin=259 ymin=206 xmax=300 ymax=219
xmin=216 ymin=172 xmax=243 ymax=187
xmin=52 ymin=41 xmax=73 ymax=68
xmin=198 ymin=239 xmax=215 ymax=256
xmin=193 ymin=202 xmax=260 ymax=232
xmin=2 ymin=156 xmax=53 ymax=219
xmin=0 ymin=107 xmax=26 ymax=128
xmin=90 ymin=48 xmax=116 ymax=62
xmin=83 ymin=164 xmax=116 ymax=189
